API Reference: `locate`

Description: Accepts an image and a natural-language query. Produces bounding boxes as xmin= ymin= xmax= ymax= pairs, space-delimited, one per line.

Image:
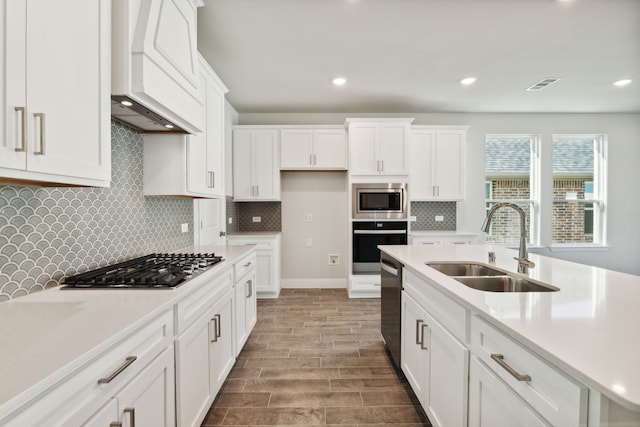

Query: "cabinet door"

xmin=24 ymin=0 xmax=110 ymax=182
xmin=433 ymin=129 xmax=465 ymax=200
xmin=409 ymin=129 xmax=437 ymax=200
xmin=117 ymin=346 xmax=175 ymax=427
xmin=401 ymin=292 xmax=428 ymax=406
xmin=80 ymin=398 xmax=118 ymax=427
xmin=253 ymin=130 xmax=280 ymax=200
xmin=348 ymin=123 xmax=378 ymax=175
xmin=175 ymin=310 xmax=215 ymax=427
xmin=426 ymin=312 xmax=469 ymax=427
xmin=206 ymin=77 xmax=226 ymax=197
xmin=187 ymin=72 xmax=209 ymax=195
xmin=234 ymin=269 xmax=257 ymax=354
xmin=211 ymin=290 xmax=235 ymax=394
xmin=378 ymin=123 xmax=409 ymax=175
xmin=281 ymin=129 xmax=313 ymax=168
xmin=469 ymin=357 xmax=549 ymax=427
xmin=256 ymin=250 xmax=274 ymax=294
xmin=313 ymin=129 xmax=347 ymax=169
xmin=233 ymin=130 xmax=255 ymax=200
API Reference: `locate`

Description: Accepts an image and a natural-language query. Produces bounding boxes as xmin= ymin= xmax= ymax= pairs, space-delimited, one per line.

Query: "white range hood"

xmin=111 ymin=0 xmax=205 ymax=134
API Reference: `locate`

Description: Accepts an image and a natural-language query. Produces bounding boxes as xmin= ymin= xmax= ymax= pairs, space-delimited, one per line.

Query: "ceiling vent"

xmin=526 ymin=78 xmax=561 ymax=91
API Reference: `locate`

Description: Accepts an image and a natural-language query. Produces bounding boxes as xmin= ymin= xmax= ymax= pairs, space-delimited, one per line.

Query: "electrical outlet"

xmin=409 ymin=215 xmax=417 ymax=222
xmin=228 ymin=217 xmax=233 ymax=224
xmin=252 ymin=216 xmax=261 ymax=223
xmin=328 ymin=254 xmax=340 ymax=265
xmin=435 ymin=215 xmax=444 ymax=222
xmin=181 ymin=223 xmax=189 ymax=233
xmin=306 ymin=238 xmax=312 ymax=248
xmin=306 ymin=213 xmax=313 ymax=223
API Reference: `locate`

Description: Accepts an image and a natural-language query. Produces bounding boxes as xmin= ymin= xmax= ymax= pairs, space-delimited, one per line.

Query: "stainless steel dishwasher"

xmin=380 ymin=251 xmax=403 ymax=368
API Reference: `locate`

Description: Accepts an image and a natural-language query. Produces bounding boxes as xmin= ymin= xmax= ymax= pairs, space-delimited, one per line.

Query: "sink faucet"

xmin=481 ymin=202 xmax=535 ymax=274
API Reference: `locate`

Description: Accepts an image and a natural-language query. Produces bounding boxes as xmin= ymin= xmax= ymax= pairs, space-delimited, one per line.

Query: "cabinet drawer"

xmin=404 ymin=268 xmax=467 ymax=342
xmin=470 ymin=315 xmax=588 ymax=427
xmin=175 ymin=268 xmax=233 ymax=334
xmin=234 ymin=252 xmax=257 ymax=280
xmin=3 ymin=309 xmax=174 ymax=427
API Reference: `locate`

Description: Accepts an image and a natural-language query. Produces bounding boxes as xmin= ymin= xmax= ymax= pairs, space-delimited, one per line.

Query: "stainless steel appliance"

xmin=352 ymin=221 xmax=407 ymax=274
xmin=352 ymin=183 xmax=408 ymax=219
xmin=380 ymin=252 xmax=402 ymax=368
xmin=61 ymin=253 xmax=223 ymax=289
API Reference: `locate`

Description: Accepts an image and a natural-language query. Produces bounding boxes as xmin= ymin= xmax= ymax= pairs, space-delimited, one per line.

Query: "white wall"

xmin=280 ymin=171 xmax=348 ymax=287
xmin=239 ymin=112 xmax=640 ymax=277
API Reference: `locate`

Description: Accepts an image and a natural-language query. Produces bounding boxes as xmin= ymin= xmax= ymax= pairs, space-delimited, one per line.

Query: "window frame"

xmin=551 ymin=134 xmax=607 ymax=247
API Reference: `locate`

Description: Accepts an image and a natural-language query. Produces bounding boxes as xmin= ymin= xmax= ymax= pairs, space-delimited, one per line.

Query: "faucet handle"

xmin=488 ymin=251 xmax=496 ymax=263
xmin=514 ymin=257 xmax=535 ymax=274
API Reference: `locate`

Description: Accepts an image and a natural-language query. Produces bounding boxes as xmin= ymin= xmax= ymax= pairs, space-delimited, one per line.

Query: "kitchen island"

xmin=380 ymin=244 xmax=640 ymax=427
xmin=0 ymin=244 xmax=255 ymax=426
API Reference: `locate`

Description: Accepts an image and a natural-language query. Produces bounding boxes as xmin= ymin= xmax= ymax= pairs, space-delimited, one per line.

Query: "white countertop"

xmin=409 ymin=230 xmax=478 ymax=236
xmin=226 ymin=231 xmax=281 ymax=238
xmin=379 ymin=244 xmax=640 ymax=412
xmin=0 ymin=244 xmax=254 ymax=411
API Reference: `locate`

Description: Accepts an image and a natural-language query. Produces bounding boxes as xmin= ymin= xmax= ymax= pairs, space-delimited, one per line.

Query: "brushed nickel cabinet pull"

xmin=98 ymin=356 xmax=137 ymax=384
xmin=415 ymin=319 xmax=423 ymax=345
xmin=215 ymin=314 xmax=221 ymax=338
xmin=313 ymin=153 xmax=317 ymax=165
xmin=309 ymin=154 xmax=313 ymax=165
xmin=14 ymin=107 xmax=27 ymax=152
xmin=211 ymin=316 xmax=218 ymax=342
xmin=380 ymin=160 xmax=384 ymax=172
xmin=246 ymin=279 xmax=253 ymax=298
xmin=110 ymin=422 xmax=122 ymax=427
xmin=491 ymin=354 xmax=531 ymax=382
xmin=124 ymin=407 xmax=135 ymax=427
xmin=420 ymin=324 xmax=429 ymax=350
xmin=33 ymin=112 xmax=45 ymax=155
xmin=243 ymin=261 xmax=252 ymax=267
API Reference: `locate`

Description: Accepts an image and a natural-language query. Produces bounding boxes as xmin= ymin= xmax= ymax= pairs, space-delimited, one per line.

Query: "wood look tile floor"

xmin=201 ymin=288 xmax=431 ymax=426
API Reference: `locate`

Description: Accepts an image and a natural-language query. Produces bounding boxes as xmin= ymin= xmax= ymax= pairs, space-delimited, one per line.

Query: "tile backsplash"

xmin=237 ymin=202 xmax=281 ymax=232
xmin=0 ymin=122 xmax=193 ymax=302
xmin=411 ymin=201 xmax=457 ymax=230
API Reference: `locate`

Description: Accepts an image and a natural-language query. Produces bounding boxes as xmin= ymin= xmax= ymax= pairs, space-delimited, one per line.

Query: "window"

xmin=552 ymin=136 xmax=606 ymax=245
xmin=484 ymin=136 xmax=540 ymax=245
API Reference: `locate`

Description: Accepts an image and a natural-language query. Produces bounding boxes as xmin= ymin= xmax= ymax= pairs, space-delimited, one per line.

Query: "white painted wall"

xmin=280 ymin=171 xmax=348 ymax=287
xmin=240 ymin=112 xmax=640 ymax=276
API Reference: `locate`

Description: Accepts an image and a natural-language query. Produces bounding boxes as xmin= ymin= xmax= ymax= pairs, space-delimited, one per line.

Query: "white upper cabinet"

xmin=410 ymin=126 xmax=467 ymax=200
xmin=112 ymin=0 xmax=204 ymax=133
xmin=347 ymin=119 xmax=413 ymax=176
xmin=233 ymin=128 xmax=280 ymax=201
xmin=280 ymin=127 xmax=347 ymax=170
xmin=0 ymin=0 xmax=111 ymax=187
xmin=143 ymin=56 xmax=228 ymax=198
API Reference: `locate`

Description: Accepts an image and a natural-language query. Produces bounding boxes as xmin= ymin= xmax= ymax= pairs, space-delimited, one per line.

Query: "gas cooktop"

xmin=61 ymin=253 xmax=224 ymax=289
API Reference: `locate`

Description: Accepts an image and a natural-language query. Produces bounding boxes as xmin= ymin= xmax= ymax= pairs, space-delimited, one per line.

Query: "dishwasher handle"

xmin=380 ymin=259 xmax=399 ymax=276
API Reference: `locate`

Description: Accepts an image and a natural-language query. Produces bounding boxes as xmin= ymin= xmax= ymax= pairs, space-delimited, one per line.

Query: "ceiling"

xmin=197 ymin=0 xmax=640 ymax=114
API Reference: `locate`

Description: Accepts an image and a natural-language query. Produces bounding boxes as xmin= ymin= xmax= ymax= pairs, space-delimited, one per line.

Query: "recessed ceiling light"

xmin=164 ymin=124 xmax=174 ymax=129
xmin=120 ymin=100 xmax=133 ymax=107
xmin=460 ymin=77 xmax=477 ymax=86
xmin=613 ymin=78 xmax=632 ymax=87
xmin=332 ymin=77 xmax=347 ymax=86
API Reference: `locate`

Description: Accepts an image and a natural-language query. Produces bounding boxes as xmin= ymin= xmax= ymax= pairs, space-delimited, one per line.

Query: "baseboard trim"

xmin=280 ymin=278 xmax=347 ymax=289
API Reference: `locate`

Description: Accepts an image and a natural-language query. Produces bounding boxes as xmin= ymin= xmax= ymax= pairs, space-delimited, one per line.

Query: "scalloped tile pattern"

xmin=410 ymin=201 xmax=457 ymax=230
xmin=0 ymin=122 xmax=193 ymax=302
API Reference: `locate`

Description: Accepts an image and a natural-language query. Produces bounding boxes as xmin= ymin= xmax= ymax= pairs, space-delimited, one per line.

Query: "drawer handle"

xmin=98 ymin=356 xmax=137 ymax=384
xmin=124 ymin=407 xmax=136 ymax=427
xmin=110 ymin=423 xmax=122 ymax=427
xmin=420 ymin=323 xmax=428 ymax=350
xmin=491 ymin=354 xmax=531 ymax=382
xmin=416 ymin=319 xmax=423 ymax=345
xmin=243 ymin=261 xmax=252 ymax=267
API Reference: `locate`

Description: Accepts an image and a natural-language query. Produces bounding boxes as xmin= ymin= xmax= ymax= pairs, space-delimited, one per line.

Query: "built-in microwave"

xmin=352 ymin=183 xmax=408 ymax=219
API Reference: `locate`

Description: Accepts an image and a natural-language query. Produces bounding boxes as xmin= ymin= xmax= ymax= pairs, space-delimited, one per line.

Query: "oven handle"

xmin=353 ymin=230 xmax=407 ymax=235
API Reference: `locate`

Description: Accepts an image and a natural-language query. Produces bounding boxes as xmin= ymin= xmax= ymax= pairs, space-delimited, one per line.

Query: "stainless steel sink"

xmin=426 ymin=262 xmax=505 ymax=277
xmin=425 ymin=261 xmax=559 ymax=292
xmin=454 ymin=276 xmax=559 ymax=292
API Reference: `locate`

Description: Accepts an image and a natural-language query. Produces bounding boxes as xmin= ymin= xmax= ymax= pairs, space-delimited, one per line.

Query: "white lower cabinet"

xmin=401 ymin=290 xmax=469 ymax=427
xmin=469 ymin=356 xmax=549 ymax=427
xmin=234 ymin=252 xmax=257 ymax=355
xmin=174 ymin=270 xmax=235 ymax=427
xmin=228 ymin=234 xmax=281 ymax=298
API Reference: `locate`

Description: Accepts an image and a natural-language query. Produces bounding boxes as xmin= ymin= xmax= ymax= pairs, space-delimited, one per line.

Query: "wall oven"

xmin=352 ymin=183 xmax=407 ymax=219
xmin=352 ymin=221 xmax=408 ymax=274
